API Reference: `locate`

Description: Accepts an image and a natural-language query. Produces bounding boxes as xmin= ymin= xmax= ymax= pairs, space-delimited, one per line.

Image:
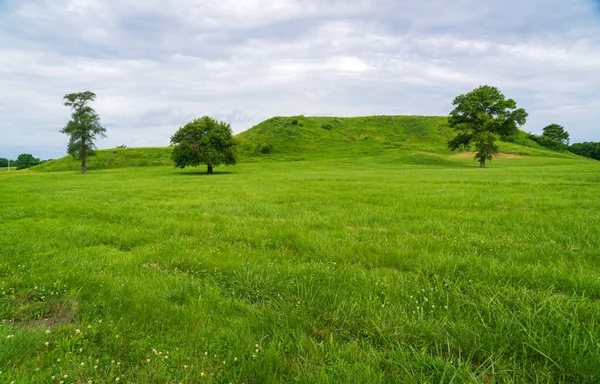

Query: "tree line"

xmin=0 ymin=154 xmax=52 ymax=170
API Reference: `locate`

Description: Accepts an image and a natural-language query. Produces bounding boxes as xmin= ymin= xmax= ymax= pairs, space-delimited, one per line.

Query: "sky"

xmin=0 ymin=0 xmax=599 ymax=160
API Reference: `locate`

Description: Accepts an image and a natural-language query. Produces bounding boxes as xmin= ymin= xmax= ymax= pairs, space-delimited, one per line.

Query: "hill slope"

xmin=235 ymin=115 xmax=574 ymax=161
xmin=31 ymin=115 xmax=579 ymax=172
xmin=33 ymin=147 xmax=172 ymax=172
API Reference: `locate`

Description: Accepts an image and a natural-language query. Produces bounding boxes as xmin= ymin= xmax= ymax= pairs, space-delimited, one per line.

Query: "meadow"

xmin=1 ymin=150 xmax=600 ymax=383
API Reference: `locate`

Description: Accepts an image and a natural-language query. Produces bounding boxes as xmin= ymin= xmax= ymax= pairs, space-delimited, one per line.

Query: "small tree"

xmin=61 ymin=91 xmax=106 ymax=174
xmin=170 ymin=116 xmax=237 ymax=174
xmin=542 ymin=124 xmax=569 ymax=145
xmin=448 ymin=85 xmax=528 ymax=168
xmin=15 ymin=154 xmax=41 ymax=170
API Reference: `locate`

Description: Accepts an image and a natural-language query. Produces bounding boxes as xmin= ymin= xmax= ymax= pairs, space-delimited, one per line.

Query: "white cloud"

xmin=0 ymin=0 xmax=599 ymax=158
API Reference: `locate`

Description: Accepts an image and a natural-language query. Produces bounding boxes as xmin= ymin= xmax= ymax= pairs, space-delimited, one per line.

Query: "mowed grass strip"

xmin=1 ymin=155 xmax=600 ymax=383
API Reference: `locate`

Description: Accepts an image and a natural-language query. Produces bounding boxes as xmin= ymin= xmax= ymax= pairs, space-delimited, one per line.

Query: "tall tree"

xmin=448 ymin=85 xmax=528 ymax=168
xmin=61 ymin=91 xmax=106 ymax=174
xmin=542 ymin=124 xmax=569 ymax=145
xmin=170 ymin=116 xmax=237 ymax=174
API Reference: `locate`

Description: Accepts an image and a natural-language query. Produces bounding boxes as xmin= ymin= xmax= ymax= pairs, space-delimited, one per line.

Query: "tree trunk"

xmin=207 ymin=164 xmax=213 ymax=174
xmin=479 ymin=158 xmax=486 ymax=168
xmin=81 ymin=138 xmax=87 ymax=174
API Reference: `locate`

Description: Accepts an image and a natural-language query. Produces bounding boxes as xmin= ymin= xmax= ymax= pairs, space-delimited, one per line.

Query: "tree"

xmin=448 ymin=85 xmax=528 ymax=168
xmin=15 ymin=154 xmax=40 ymax=170
xmin=170 ymin=116 xmax=238 ymax=174
xmin=0 ymin=158 xmax=9 ymax=167
xmin=61 ymin=91 xmax=106 ymax=174
xmin=542 ymin=124 xmax=569 ymax=145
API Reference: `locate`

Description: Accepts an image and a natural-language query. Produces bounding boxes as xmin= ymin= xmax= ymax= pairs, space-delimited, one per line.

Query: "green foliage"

xmin=170 ymin=116 xmax=238 ymax=173
xmin=569 ymin=142 xmax=600 ymax=160
xmin=61 ymin=91 xmax=107 ymax=174
xmin=256 ymin=143 xmax=272 ymax=154
xmin=543 ymin=124 xmax=569 ymax=145
xmin=1 ymin=156 xmax=600 ymax=383
xmin=448 ymin=85 xmax=528 ymax=167
xmin=14 ymin=154 xmax=41 ymax=170
xmin=528 ymin=133 xmax=568 ymax=151
xmin=0 ymin=158 xmax=12 ymax=167
xmin=115 ymin=144 xmax=128 ymax=149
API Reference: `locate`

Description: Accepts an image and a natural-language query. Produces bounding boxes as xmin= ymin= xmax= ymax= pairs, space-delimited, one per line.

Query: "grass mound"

xmin=32 ymin=147 xmax=172 ymax=172
xmin=31 ymin=115 xmax=579 ymax=172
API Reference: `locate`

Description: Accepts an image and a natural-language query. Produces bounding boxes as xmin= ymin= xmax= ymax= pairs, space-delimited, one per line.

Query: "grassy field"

xmin=1 ymin=151 xmax=600 ymax=383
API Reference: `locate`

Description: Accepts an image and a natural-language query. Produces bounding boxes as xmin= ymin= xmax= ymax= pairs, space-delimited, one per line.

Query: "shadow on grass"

xmin=172 ymin=170 xmax=235 ymax=176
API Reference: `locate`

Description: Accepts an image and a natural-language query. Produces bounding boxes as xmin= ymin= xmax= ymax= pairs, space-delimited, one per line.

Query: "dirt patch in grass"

xmin=2 ymin=299 xmax=77 ymax=328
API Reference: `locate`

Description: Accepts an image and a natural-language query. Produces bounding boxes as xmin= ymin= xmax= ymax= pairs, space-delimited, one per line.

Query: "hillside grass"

xmin=2 ymin=154 xmax=600 ymax=383
xmin=33 ymin=147 xmax=172 ymax=172
xmin=30 ymin=115 xmax=579 ymax=173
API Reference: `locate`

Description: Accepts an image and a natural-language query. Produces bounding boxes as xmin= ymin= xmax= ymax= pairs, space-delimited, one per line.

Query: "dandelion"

xmin=115 ymin=378 xmax=120 ymax=382
xmin=80 ymin=348 xmax=83 ymax=352
xmin=81 ymin=362 xmax=85 ymax=366
xmin=184 ymin=365 xmax=188 ymax=369
xmin=204 ymin=351 xmax=208 ymax=356
xmin=255 ymin=349 xmax=259 ymax=353
xmin=46 ymin=329 xmax=51 ymax=334
xmin=45 ymin=342 xmax=50 ymax=347
xmin=381 ymin=304 xmax=385 ymax=308
xmin=147 ymin=359 xmax=151 ymax=363
xmin=6 ymin=335 xmax=14 ymax=339
xmin=51 ymin=376 xmax=55 ymax=380
xmin=201 ymin=372 xmax=205 ymax=377
xmin=234 ymin=357 xmax=238 ymax=361
xmin=115 ymin=335 xmax=119 ymax=339
xmin=76 ymin=329 xmax=81 ymax=334
xmin=223 ymin=360 xmax=226 ymax=365
xmin=444 ymin=306 xmax=448 ymax=310
xmin=88 ymin=381 xmax=93 ymax=384
xmin=88 ymin=325 xmax=92 ymax=329
xmin=57 ymin=359 xmax=61 ymax=362
xmin=94 ymin=366 xmax=98 ymax=369
xmin=64 ymin=375 xmax=68 ymax=378
xmin=432 ymin=305 xmax=435 ymax=309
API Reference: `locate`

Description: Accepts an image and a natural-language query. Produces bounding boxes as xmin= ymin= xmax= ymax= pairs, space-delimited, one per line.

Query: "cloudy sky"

xmin=0 ymin=0 xmax=599 ymax=160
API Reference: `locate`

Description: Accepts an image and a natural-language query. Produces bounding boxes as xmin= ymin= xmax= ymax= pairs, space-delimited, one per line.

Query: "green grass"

xmin=33 ymin=147 xmax=173 ymax=172
xmin=2 ymin=152 xmax=600 ymax=383
xmin=31 ymin=115 xmax=578 ymax=173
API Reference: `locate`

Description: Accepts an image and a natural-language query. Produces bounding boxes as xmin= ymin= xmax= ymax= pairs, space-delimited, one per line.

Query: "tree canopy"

xmin=448 ymin=85 xmax=528 ymax=168
xmin=170 ymin=116 xmax=238 ymax=174
xmin=61 ymin=91 xmax=106 ymax=174
xmin=542 ymin=124 xmax=569 ymax=145
xmin=15 ymin=154 xmax=41 ymax=170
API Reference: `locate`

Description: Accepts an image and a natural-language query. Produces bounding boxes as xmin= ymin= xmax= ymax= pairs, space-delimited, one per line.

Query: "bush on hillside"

xmin=257 ymin=143 xmax=272 ymax=154
xmin=528 ymin=134 xmax=567 ymax=151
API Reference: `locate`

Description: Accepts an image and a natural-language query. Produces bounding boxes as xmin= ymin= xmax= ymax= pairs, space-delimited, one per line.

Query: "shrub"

xmin=528 ymin=134 xmax=567 ymax=151
xmin=257 ymin=143 xmax=272 ymax=154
